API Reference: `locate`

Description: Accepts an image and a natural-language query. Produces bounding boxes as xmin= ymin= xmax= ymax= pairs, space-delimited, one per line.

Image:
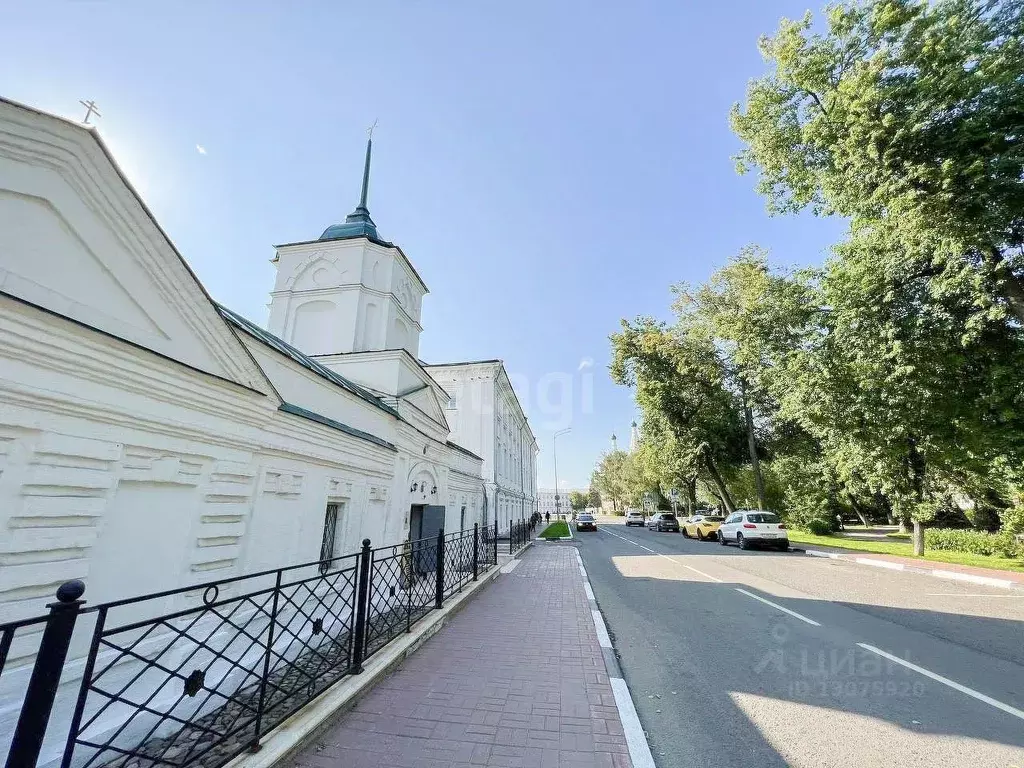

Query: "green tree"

xmin=731 ymin=0 xmax=1024 ymax=324
xmin=632 ymin=414 xmax=701 ymax=514
xmin=674 ymin=247 xmax=815 ymax=510
xmin=568 ymin=490 xmax=588 ymax=513
xmin=610 ymin=318 xmax=747 ymax=512
xmin=770 ymin=234 xmax=1024 ymax=553
xmin=587 ymin=486 xmax=602 ymax=509
xmin=591 ymin=450 xmax=632 ymax=512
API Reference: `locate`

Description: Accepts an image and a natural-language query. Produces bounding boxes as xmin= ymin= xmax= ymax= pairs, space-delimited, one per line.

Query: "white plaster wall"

xmin=0 ymin=99 xmax=488 ymax=768
xmin=427 ymin=367 xmax=495 ymax=481
xmin=0 ymin=129 xmax=265 ymax=392
xmin=269 ymin=239 xmax=425 ymax=357
xmin=240 ymin=341 xmax=396 ymax=439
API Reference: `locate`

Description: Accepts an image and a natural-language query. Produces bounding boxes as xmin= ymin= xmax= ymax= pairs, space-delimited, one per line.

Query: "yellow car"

xmin=682 ymin=514 xmax=725 ymax=541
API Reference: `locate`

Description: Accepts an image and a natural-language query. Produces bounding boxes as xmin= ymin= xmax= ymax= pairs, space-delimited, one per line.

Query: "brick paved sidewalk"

xmin=289 ymin=545 xmax=632 ymax=768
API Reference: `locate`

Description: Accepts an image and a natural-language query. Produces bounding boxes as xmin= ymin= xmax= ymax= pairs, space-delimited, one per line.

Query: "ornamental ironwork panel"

xmin=363 ymin=536 xmax=438 ymax=659
xmin=63 ymin=552 xmax=359 ymax=768
xmin=442 ymin=530 xmax=474 ymax=599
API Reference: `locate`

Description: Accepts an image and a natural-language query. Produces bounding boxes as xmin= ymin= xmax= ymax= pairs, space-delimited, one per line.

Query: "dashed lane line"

xmin=858 ymin=643 xmax=1024 ymax=722
xmin=592 ymin=524 xmax=1024 ymax=728
xmin=600 ymin=527 xmax=824 ymax=626
xmin=734 ymin=588 xmax=821 ymax=626
xmin=598 ymin=525 xmax=724 ymax=583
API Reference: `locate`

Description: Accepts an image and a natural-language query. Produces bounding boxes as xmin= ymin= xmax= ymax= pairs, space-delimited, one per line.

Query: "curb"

xmin=574 ymin=548 xmax=656 ymax=768
xmin=223 ymin=561 xmax=506 ymax=768
xmin=539 ymin=524 xmax=574 ymax=541
xmin=797 ymin=547 xmax=1023 ymax=590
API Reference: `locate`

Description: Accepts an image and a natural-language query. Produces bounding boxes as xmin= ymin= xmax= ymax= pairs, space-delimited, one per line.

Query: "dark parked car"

xmin=649 ymin=512 xmax=680 ymax=533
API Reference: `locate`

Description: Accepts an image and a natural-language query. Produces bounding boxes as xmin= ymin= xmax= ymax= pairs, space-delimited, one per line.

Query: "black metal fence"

xmin=508 ymin=516 xmax=538 ymax=554
xmin=1 ymin=524 xmax=501 ymax=768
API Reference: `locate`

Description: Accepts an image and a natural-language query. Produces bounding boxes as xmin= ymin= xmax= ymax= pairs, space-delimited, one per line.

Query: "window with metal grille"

xmin=319 ymin=503 xmax=341 ymax=574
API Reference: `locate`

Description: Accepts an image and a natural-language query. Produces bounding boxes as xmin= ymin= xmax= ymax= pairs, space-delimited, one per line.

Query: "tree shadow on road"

xmin=581 ymin=542 xmax=1024 ymax=767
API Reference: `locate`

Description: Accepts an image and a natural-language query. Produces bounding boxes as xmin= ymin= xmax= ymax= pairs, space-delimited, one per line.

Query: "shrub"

xmin=999 ymin=504 xmax=1024 ymax=536
xmin=924 ymin=528 xmax=1023 ymax=559
xmin=804 ymin=518 xmax=836 ymax=536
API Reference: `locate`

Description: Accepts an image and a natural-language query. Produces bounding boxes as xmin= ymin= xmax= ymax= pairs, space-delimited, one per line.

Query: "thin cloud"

xmin=196 ymin=144 xmax=207 ymax=155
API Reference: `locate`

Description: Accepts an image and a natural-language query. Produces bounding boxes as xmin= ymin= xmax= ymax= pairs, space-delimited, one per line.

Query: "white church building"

xmin=0 ymin=95 xmax=537 ymax=620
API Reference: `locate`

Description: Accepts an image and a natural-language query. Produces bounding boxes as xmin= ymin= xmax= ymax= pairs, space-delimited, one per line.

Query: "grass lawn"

xmin=787 ymin=530 xmax=1024 ymax=573
xmin=539 ymin=521 xmax=571 ymax=539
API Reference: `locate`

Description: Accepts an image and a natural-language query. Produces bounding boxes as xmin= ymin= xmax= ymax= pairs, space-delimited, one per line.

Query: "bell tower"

xmin=267 ymin=135 xmax=427 ymax=357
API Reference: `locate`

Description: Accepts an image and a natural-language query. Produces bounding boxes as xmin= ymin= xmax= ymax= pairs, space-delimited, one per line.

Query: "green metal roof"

xmin=278 ymin=402 xmax=396 ymax=451
xmin=217 ymin=304 xmax=399 ymax=418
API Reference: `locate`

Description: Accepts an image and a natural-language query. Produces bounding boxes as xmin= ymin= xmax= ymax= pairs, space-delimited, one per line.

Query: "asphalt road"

xmin=573 ymin=518 xmax=1024 ymax=767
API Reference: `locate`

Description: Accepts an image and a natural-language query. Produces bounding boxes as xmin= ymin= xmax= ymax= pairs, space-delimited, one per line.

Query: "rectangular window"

xmin=319 ymin=503 xmax=342 ymax=574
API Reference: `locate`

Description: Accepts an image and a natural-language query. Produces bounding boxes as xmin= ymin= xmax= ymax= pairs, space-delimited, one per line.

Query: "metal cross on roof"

xmin=367 ymin=118 xmax=378 ymax=141
xmin=79 ymin=100 xmax=101 ymax=124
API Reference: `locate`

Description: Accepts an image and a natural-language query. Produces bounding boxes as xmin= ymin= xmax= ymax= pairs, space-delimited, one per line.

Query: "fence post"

xmin=406 ymin=539 xmax=414 ymax=633
xmin=250 ymin=569 xmax=282 ymax=752
xmin=5 ymin=580 xmax=85 ymax=768
xmin=435 ymin=528 xmax=445 ymax=609
xmin=351 ymin=539 xmax=372 ymax=674
xmin=472 ymin=523 xmax=479 ymax=581
xmin=493 ymin=520 xmax=498 ymax=564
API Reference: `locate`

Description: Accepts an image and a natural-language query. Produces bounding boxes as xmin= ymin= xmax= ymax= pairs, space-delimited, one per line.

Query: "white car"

xmin=625 ymin=510 xmax=645 ymax=527
xmin=718 ymin=510 xmax=789 ymax=550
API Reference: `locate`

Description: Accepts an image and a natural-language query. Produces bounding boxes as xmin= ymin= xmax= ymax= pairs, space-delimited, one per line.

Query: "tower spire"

xmin=357 ymin=130 xmax=372 ymax=211
xmin=348 ymin=134 xmax=374 ymax=224
xmin=319 ymin=124 xmax=383 ymax=242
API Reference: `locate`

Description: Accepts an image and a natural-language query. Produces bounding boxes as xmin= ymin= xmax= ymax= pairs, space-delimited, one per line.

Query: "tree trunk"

xmin=846 ymin=494 xmax=870 ymax=527
xmin=685 ymin=476 xmax=697 ymax=516
xmin=907 ymin=436 xmax=927 ymax=553
xmin=984 ymin=246 xmax=1024 ymax=326
xmin=877 ymin=493 xmax=895 ymax=525
xmin=912 ymin=520 xmax=924 ymax=556
xmin=740 ymin=380 xmax=767 ymax=510
xmin=703 ymin=454 xmax=735 ymax=513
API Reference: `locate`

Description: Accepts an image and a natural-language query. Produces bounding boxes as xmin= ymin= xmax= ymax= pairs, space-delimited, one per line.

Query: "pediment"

xmin=0 ymin=102 xmax=268 ymax=391
xmin=403 ymin=384 xmax=448 ymax=428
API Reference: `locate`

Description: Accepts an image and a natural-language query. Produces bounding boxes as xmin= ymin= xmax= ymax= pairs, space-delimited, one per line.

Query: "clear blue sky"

xmin=2 ymin=1 xmax=842 ymax=490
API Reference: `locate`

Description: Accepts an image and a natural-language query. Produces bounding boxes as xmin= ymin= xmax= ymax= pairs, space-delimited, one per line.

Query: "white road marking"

xmin=592 ymin=609 xmax=613 ymax=649
xmin=499 ymin=559 xmax=521 ymax=574
xmin=580 ymin=532 xmax=657 ymax=767
xmin=599 ymin=526 xmax=724 ymax=583
xmin=610 ymin=677 xmax=657 ymax=768
xmin=857 ymin=643 xmax=1024 ymax=722
xmin=734 ymin=588 xmax=821 ymax=626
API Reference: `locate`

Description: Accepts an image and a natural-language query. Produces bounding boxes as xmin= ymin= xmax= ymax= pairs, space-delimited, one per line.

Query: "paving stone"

xmin=290 ymin=546 xmax=633 ymax=767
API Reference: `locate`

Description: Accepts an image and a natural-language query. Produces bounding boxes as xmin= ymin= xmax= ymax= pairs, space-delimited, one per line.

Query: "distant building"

xmin=425 ymin=361 xmax=538 ymax=528
xmin=537 ymin=487 xmax=585 ymax=518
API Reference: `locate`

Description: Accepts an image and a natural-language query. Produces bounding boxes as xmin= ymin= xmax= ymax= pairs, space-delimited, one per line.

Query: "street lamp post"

xmin=553 ymin=428 xmax=571 ymax=520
